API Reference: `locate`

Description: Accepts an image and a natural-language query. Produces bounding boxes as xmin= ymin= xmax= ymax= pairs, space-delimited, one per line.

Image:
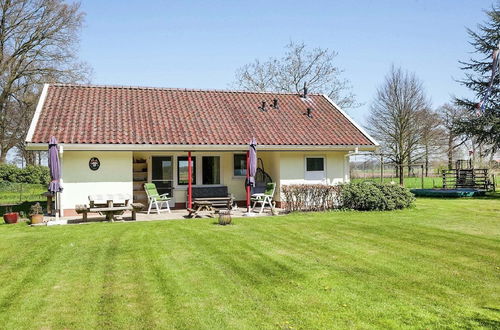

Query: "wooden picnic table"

xmin=187 ymin=200 xmax=215 ymax=218
xmin=76 ymin=203 xmax=144 ymax=222
xmin=76 ymin=194 xmax=143 ymax=222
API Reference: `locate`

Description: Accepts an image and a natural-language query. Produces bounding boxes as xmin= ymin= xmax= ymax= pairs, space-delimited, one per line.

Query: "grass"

xmin=0 ymin=182 xmax=46 ymax=204
xmin=351 ymin=176 xmax=441 ymax=189
xmin=0 ymin=196 xmax=499 ymax=329
xmin=352 ymin=175 xmax=500 ymax=189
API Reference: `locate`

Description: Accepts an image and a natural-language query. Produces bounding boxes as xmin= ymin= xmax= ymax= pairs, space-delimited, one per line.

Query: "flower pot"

xmin=3 ymin=212 xmax=19 ymax=224
xmin=218 ymin=211 xmax=232 ymax=225
xmin=30 ymin=214 xmax=44 ymax=224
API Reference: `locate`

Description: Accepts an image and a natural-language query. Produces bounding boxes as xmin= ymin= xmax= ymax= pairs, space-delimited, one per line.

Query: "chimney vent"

xmin=272 ymin=98 xmax=279 ymax=109
xmin=259 ymin=101 xmax=267 ymax=112
xmin=306 ymin=107 xmax=313 ymax=118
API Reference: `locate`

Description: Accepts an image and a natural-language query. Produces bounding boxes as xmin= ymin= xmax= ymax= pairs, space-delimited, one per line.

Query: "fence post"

xmin=380 ymin=154 xmax=384 ymax=183
xmin=421 ymin=165 xmax=424 ymax=189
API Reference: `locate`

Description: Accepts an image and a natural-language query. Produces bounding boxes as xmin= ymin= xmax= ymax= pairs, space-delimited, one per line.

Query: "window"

xmin=305 ymin=157 xmax=325 ymax=181
xmin=177 ymin=156 xmax=196 ymax=185
xmin=233 ymin=154 xmax=247 ymax=176
xmin=202 ymin=156 xmax=220 ymax=185
xmin=306 ymin=157 xmax=324 ymax=171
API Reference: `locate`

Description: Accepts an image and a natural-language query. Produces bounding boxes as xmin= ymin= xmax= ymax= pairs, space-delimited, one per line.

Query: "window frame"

xmin=233 ymin=153 xmax=247 ymax=177
xmin=304 ymin=156 xmax=326 ymax=181
xmin=177 ymin=156 xmax=196 ymax=186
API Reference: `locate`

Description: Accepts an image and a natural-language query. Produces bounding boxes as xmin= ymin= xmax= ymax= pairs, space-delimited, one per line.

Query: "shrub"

xmin=375 ymin=183 xmax=415 ymax=210
xmin=18 ymin=165 xmax=50 ymax=184
xmin=340 ymin=182 xmax=415 ymax=211
xmin=282 ymin=182 xmax=415 ymax=212
xmin=29 ymin=202 xmax=43 ymax=216
xmin=281 ymin=184 xmax=341 ymax=212
xmin=0 ymin=164 xmax=20 ymax=182
xmin=0 ymin=164 xmax=49 ymax=184
xmin=340 ymin=182 xmax=388 ymax=211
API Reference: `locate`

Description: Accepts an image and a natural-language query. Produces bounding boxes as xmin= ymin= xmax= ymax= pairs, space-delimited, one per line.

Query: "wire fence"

xmin=349 ymin=155 xmax=442 ymax=189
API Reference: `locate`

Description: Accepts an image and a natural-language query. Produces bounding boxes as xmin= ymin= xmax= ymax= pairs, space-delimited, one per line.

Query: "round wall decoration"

xmin=89 ymin=157 xmax=100 ymax=171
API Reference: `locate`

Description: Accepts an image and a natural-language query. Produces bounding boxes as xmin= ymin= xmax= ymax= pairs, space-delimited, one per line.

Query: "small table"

xmin=75 ymin=203 xmax=144 ymax=222
xmin=187 ymin=201 xmax=214 ymax=218
xmin=42 ymin=192 xmax=55 ymax=215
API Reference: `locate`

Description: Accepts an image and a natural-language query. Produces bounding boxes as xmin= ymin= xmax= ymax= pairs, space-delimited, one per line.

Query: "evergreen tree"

xmin=455 ymin=3 xmax=500 ymax=153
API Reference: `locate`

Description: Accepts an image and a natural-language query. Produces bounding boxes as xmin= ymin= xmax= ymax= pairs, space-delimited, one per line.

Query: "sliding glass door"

xmin=151 ymin=156 xmax=173 ymax=199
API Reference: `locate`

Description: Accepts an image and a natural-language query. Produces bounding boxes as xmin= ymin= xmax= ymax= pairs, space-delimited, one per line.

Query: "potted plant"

xmin=218 ymin=211 xmax=232 ymax=225
xmin=29 ymin=203 xmax=44 ymax=224
xmin=3 ymin=206 xmax=19 ymax=224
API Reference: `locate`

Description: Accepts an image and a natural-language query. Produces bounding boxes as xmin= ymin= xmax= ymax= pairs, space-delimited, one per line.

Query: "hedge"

xmin=281 ymin=184 xmax=341 ymax=212
xmin=281 ymin=182 xmax=415 ymax=212
xmin=0 ymin=164 xmax=50 ymax=185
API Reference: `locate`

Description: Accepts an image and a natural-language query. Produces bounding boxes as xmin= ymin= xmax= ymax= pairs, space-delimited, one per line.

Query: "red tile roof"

xmin=29 ymin=84 xmax=376 ymax=146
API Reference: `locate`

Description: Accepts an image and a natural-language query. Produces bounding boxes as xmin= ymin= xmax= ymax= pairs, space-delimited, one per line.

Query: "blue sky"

xmin=77 ymin=0 xmax=494 ymax=124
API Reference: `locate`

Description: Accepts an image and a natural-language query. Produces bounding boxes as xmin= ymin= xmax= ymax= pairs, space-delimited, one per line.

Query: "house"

xmin=25 ymin=84 xmax=378 ymax=216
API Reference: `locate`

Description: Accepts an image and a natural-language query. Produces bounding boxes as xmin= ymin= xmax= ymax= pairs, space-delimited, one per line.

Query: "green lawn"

xmin=0 ymin=183 xmax=46 ymax=204
xmin=352 ymin=175 xmax=500 ymax=189
xmin=0 ymin=197 xmax=499 ymax=329
xmin=352 ymin=176 xmax=448 ymax=189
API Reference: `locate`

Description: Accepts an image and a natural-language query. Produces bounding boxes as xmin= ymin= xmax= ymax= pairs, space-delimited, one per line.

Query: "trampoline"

xmin=410 ymin=188 xmax=486 ymax=198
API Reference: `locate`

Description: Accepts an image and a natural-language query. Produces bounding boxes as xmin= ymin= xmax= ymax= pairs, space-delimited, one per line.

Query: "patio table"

xmin=187 ymin=200 xmax=214 ymax=218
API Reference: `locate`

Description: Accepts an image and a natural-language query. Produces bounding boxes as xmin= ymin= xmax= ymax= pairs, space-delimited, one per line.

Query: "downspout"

xmin=188 ymin=151 xmax=192 ymax=209
xmin=58 ymin=145 xmax=64 ymax=218
xmin=246 ymin=151 xmax=250 ymax=212
xmin=343 ymin=147 xmax=360 ymax=183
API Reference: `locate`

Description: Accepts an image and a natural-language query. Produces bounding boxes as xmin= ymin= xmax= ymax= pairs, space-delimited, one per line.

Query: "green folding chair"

xmin=144 ymin=183 xmax=171 ymax=214
xmin=251 ymin=182 xmax=276 ymax=214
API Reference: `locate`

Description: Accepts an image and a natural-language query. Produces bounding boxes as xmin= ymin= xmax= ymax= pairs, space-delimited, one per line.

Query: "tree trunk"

xmin=398 ymin=164 xmax=404 ymax=185
xmin=0 ymin=146 xmax=9 ymax=163
xmin=25 ymin=151 xmax=37 ymax=166
xmin=407 ymin=159 xmax=411 ymax=177
xmin=447 ymin=135 xmax=453 ymax=170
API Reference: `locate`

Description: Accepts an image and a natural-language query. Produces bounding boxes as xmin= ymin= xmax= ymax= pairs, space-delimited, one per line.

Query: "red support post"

xmin=188 ymin=151 xmax=192 ymax=209
xmin=246 ymin=150 xmax=250 ymax=212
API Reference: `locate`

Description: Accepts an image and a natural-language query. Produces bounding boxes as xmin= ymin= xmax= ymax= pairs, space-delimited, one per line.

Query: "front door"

xmin=152 ymin=156 xmax=174 ymax=203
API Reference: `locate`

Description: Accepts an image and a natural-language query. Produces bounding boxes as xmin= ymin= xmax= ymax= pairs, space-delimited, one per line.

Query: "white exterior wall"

xmin=59 ymin=150 xmax=349 ymax=209
xmin=277 ymin=151 xmax=349 ymax=201
xmin=60 ymin=151 xmax=133 ymax=211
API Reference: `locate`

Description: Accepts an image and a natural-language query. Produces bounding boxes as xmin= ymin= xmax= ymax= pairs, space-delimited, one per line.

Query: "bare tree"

xmin=232 ymin=41 xmax=357 ymax=108
xmin=437 ymin=103 xmax=468 ymax=169
xmin=367 ymin=66 xmax=430 ymax=184
xmin=417 ymin=108 xmax=444 ymax=176
xmin=0 ymin=0 xmax=90 ymax=162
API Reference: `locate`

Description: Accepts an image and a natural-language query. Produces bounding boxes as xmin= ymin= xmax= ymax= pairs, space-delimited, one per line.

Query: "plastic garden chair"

xmin=251 ymin=182 xmax=276 ymax=214
xmin=144 ymin=183 xmax=171 ymax=214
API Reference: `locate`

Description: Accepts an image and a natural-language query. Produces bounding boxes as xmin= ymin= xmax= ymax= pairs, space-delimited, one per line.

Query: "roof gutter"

xmin=25 ymin=142 xmax=378 ymax=152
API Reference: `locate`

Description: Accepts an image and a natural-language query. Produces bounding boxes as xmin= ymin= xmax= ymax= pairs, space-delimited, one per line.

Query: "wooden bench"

xmin=191 ymin=186 xmax=233 ymax=210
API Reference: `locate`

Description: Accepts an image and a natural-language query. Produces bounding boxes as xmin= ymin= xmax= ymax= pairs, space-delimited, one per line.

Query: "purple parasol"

xmin=48 ymin=136 xmax=62 ymax=193
xmin=245 ymin=138 xmax=257 ymax=213
xmin=249 ymin=137 xmax=257 ymax=186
